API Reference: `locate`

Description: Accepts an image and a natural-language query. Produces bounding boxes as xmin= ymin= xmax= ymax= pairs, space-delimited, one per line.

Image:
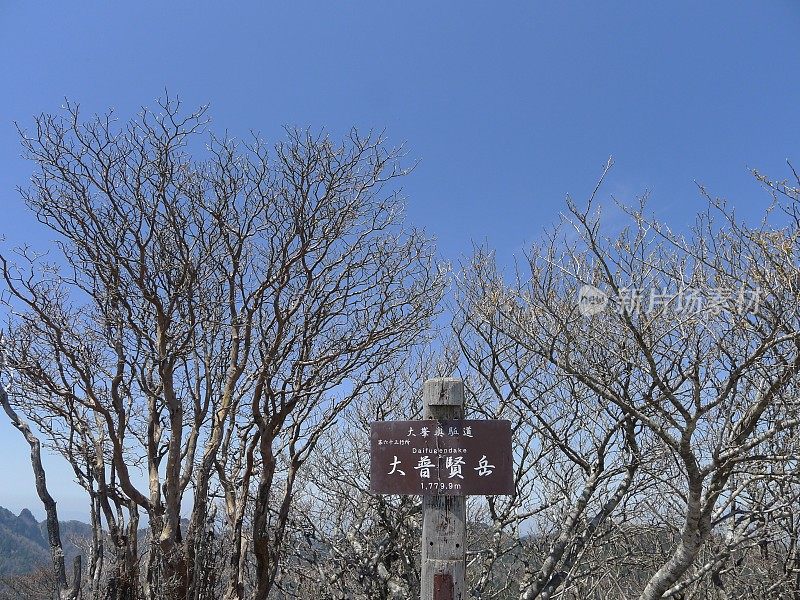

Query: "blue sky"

xmin=1 ymin=2 xmax=798 ymax=520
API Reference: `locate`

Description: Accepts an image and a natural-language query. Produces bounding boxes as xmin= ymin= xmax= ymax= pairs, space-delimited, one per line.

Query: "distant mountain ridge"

xmin=0 ymin=506 xmax=90 ymax=576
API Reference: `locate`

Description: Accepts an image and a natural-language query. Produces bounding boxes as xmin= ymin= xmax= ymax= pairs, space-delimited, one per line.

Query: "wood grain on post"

xmin=421 ymin=378 xmax=466 ymax=600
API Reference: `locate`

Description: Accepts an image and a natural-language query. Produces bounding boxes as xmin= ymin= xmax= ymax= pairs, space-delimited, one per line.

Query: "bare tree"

xmin=1 ymin=96 xmax=445 ymax=600
xmin=454 ymin=276 xmax=647 ymax=600
xmin=271 ymin=345 xmax=482 ymax=600
xmin=0 ymin=344 xmax=82 ymax=600
xmin=456 ymin=160 xmax=800 ymax=599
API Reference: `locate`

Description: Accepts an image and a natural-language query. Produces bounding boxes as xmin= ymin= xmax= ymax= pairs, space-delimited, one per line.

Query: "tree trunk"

xmin=252 ymin=431 xmax=278 ymax=600
xmin=639 ymin=478 xmax=710 ymax=600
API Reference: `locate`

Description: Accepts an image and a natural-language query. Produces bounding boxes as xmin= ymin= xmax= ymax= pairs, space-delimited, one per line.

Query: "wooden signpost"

xmin=370 ymin=378 xmax=514 ymax=600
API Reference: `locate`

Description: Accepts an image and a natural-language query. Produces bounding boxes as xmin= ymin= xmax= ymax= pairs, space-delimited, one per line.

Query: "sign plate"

xmin=370 ymin=420 xmax=514 ymax=495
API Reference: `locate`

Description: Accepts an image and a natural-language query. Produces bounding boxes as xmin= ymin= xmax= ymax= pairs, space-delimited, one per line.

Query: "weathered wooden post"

xmin=370 ymin=377 xmax=513 ymax=600
xmin=421 ymin=378 xmax=466 ymax=600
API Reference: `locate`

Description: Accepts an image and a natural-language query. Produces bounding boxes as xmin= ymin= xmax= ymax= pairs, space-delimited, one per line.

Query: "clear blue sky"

xmin=1 ymin=2 xmax=798 ymax=520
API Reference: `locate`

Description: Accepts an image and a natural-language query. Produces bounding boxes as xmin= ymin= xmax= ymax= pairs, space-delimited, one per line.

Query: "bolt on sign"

xmin=370 ymin=419 xmax=514 ymax=495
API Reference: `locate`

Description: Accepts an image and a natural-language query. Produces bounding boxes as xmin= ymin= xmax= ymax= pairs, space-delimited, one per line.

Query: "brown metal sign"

xmin=370 ymin=420 xmax=514 ymax=496
xmin=434 ymin=574 xmax=454 ymax=600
